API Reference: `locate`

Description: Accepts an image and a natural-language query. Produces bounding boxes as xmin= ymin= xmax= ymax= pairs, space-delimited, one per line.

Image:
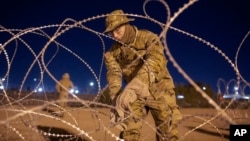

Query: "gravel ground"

xmin=0 ymin=106 xmax=249 ymax=141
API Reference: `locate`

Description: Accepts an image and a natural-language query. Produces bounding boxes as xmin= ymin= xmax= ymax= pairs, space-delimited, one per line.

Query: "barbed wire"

xmin=0 ymin=0 xmax=249 ymax=140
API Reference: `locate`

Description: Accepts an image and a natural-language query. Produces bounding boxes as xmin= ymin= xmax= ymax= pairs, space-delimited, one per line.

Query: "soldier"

xmin=104 ymin=10 xmax=182 ymax=141
xmin=55 ymin=73 xmax=74 ymax=116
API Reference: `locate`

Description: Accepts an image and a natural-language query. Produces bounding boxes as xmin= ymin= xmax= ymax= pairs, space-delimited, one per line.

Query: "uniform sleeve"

xmin=104 ymin=51 xmax=122 ymax=99
xmin=136 ymin=33 xmax=165 ymax=83
xmin=55 ymin=82 xmax=61 ymax=93
xmin=70 ymin=81 xmax=74 ymax=89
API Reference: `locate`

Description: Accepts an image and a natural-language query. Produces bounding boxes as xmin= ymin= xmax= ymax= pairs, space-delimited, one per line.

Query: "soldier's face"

xmin=109 ymin=24 xmax=126 ymax=41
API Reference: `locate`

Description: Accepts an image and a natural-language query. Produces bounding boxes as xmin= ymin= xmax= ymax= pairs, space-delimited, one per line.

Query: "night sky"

xmin=0 ymin=0 xmax=249 ymax=94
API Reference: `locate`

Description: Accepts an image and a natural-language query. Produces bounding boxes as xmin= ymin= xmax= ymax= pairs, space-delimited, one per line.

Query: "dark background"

xmin=0 ymin=0 xmax=249 ymax=94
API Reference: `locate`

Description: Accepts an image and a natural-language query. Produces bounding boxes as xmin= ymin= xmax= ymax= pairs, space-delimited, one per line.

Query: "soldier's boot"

xmin=120 ymin=130 xmax=141 ymax=141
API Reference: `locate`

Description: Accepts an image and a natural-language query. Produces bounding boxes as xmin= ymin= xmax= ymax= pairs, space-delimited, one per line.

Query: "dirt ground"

xmin=0 ymin=106 xmax=249 ymax=141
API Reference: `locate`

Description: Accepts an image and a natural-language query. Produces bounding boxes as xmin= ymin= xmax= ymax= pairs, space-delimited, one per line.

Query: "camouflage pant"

xmin=120 ymin=89 xmax=182 ymax=141
xmin=59 ymin=91 xmax=69 ymax=108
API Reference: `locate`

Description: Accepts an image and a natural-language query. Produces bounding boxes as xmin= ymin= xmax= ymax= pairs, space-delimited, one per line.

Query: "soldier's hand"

xmin=116 ymin=77 xmax=150 ymax=110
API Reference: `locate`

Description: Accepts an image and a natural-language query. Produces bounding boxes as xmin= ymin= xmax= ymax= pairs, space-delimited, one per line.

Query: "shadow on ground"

xmin=185 ymin=126 xmax=229 ymax=140
xmin=42 ymin=107 xmax=63 ymax=117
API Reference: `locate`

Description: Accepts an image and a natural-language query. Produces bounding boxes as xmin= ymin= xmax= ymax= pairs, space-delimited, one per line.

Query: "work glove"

xmin=109 ymin=107 xmax=127 ymax=130
xmin=115 ymin=77 xmax=150 ymax=118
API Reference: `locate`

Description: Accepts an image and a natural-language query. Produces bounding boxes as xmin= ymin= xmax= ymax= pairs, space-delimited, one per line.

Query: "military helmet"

xmin=104 ymin=9 xmax=134 ymax=33
xmin=63 ymin=73 xmax=70 ymax=78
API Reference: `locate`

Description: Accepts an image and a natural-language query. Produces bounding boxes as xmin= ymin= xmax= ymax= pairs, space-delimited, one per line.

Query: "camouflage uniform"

xmin=55 ymin=73 xmax=74 ymax=109
xmin=104 ymin=10 xmax=182 ymax=141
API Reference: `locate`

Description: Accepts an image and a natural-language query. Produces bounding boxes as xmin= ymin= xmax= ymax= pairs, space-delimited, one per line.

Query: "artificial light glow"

xmin=74 ymin=89 xmax=79 ymax=94
xmin=70 ymin=88 xmax=79 ymax=94
xmin=38 ymin=87 xmax=43 ymax=92
xmin=89 ymin=82 xmax=94 ymax=86
xmin=177 ymin=95 xmax=184 ymax=99
xmin=234 ymin=86 xmax=239 ymax=90
xmin=234 ymin=86 xmax=239 ymax=95
xmin=202 ymin=86 xmax=206 ymax=90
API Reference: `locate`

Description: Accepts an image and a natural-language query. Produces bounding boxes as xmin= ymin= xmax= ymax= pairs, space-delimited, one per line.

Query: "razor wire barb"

xmin=0 ymin=0 xmax=249 ymax=140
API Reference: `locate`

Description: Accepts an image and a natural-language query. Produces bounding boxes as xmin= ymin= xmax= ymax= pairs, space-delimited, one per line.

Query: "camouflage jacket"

xmin=55 ymin=78 xmax=74 ymax=93
xmin=104 ymin=26 xmax=174 ymax=98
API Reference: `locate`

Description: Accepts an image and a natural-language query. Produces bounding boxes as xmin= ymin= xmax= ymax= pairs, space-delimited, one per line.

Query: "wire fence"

xmin=0 ymin=0 xmax=249 ymax=141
